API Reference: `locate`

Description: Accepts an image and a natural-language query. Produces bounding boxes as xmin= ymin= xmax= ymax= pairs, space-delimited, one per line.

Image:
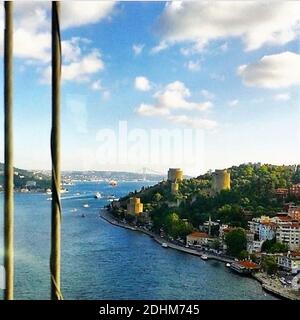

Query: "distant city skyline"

xmin=0 ymin=1 xmax=299 ymax=176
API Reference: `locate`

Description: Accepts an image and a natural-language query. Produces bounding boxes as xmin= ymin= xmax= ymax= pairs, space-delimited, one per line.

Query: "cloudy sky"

xmin=0 ymin=1 xmax=299 ymax=176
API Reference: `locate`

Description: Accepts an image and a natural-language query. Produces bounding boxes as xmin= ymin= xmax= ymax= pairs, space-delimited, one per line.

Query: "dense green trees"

xmin=261 ymin=255 xmax=278 ymax=275
xmin=225 ymin=228 xmax=247 ymax=258
xmin=261 ymin=239 xmax=288 ymax=254
xmin=119 ymin=163 xmax=300 ymax=234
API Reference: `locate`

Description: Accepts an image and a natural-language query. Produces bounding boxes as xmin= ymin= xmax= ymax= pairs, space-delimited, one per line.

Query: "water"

xmin=0 ymin=181 xmax=276 ymax=300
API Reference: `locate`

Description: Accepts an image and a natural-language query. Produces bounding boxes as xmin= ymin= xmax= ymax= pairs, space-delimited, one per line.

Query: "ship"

xmin=94 ymin=192 xmax=101 ymax=199
xmin=108 ymin=180 xmax=118 ymax=187
xmin=161 ymin=243 xmax=168 ymax=248
xmin=201 ymin=254 xmax=208 ymax=260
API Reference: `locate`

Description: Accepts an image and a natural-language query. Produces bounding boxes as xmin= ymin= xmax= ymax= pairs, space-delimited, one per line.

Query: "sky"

xmin=0 ymin=1 xmax=299 ymax=176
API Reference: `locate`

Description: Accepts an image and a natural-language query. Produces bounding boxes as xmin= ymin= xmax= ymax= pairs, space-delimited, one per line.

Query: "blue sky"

xmin=0 ymin=1 xmax=299 ymax=176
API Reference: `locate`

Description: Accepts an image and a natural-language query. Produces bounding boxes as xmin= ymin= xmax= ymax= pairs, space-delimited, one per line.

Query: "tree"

xmin=261 ymin=255 xmax=278 ymax=275
xmin=261 ymin=239 xmax=288 ymax=253
xmin=152 ymin=192 xmax=163 ymax=202
xmin=225 ymin=228 xmax=247 ymax=257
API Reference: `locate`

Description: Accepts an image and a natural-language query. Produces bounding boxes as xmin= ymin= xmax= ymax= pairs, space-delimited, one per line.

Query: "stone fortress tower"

xmin=212 ymin=169 xmax=231 ymax=194
xmin=167 ymin=168 xmax=183 ymax=195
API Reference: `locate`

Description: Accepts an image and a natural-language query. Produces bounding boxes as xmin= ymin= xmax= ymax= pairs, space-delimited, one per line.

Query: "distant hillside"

xmin=62 ymin=170 xmax=166 ymax=182
xmin=0 ymin=163 xmax=51 ymax=190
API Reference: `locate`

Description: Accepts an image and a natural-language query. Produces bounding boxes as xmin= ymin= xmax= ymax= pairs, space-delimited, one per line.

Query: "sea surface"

xmin=0 ymin=181 xmax=276 ymax=300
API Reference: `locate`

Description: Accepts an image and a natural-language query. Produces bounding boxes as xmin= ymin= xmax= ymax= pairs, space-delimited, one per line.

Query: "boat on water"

xmin=161 ymin=243 xmax=168 ymax=248
xmin=81 ymin=213 xmax=86 ymax=218
xmin=226 ymin=263 xmax=231 ymax=267
xmin=70 ymin=208 xmax=77 ymax=213
xmin=108 ymin=180 xmax=118 ymax=187
xmin=201 ymin=254 xmax=208 ymax=260
xmin=94 ymin=192 xmax=101 ymax=199
xmin=83 ymin=204 xmax=89 ymax=208
xmin=46 ymin=188 xmax=52 ymax=195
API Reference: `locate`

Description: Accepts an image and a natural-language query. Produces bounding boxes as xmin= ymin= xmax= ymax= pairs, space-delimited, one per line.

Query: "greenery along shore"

xmin=112 ymin=163 xmax=300 ymax=241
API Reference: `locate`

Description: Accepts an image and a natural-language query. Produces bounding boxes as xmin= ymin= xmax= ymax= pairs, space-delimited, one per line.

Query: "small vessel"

xmin=83 ymin=204 xmax=89 ymax=208
xmin=60 ymin=188 xmax=68 ymax=194
xmin=70 ymin=208 xmax=77 ymax=213
xmin=81 ymin=213 xmax=86 ymax=218
xmin=226 ymin=263 xmax=231 ymax=267
xmin=94 ymin=192 xmax=101 ymax=199
xmin=161 ymin=243 xmax=168 ymax=248
xmin=47 ymin=197 xmax=52 ymax=201
xmin=108 ymin=180 xmax=118 ymax=187
xmin=46 ymin=188 xmax=52 ymax=195
xmin=201 ymin=254 xmax=208 ymax=260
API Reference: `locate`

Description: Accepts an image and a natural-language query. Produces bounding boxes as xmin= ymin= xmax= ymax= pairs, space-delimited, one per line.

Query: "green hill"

xmin=115 ymin=163 xmax=300 ymax=232
xmin=0 ymin=163 xmax=51 ymax=190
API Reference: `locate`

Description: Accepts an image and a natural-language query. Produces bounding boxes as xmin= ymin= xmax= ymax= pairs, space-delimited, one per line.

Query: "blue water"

xmin=0 ymin=181 xmax=276 ymax=300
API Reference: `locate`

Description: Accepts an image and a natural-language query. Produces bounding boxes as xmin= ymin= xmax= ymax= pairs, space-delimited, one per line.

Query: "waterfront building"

xmin=288 ymin=205 xmax=300 ymax=221
xmin=167 ymin=168 xmax=183 ymax=183
xmin=277 ymin=251 xmax=300 ymax=274
xmin=186 ymin=231 xmax=210 ymax=246
xmin=248 ymin=216 xmax=276 ymax=241
xmin=247 ymin=240 xmax=264 ymax=253
xmin=276 ymin=222 xmax=300 ymax=250
xmin=127 ymin=197 xmax=143 ymax=216
xmin=211 ymin=169 xmax=230 ymax=194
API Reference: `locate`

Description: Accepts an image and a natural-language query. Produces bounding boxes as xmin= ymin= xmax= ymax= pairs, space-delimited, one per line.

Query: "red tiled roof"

xmin=238 ymin=261 xmax=259 ymax=269
xmin=188 ymin=231 xmax=209 ymax=238
xmin=291 ymin=251 xmax=300 ymax=258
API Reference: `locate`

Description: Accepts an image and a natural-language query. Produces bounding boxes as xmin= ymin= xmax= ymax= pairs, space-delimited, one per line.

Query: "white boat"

xmin=46 ymin=188 xmax=52 ymax=195
xmin=70 ymin=208 xmax=77 ymax=213
xmin=226 ymin=263 xmax=231 ymax=267
xmin=83 ymin=204 xmax=89 ymax=208
xmin=201 ymin=254 xmax=208 ymax=260
xmin=161 ymin=242 xmax=168 ymax=248
xmin=94 ymin=192 xmax=101 ymax=199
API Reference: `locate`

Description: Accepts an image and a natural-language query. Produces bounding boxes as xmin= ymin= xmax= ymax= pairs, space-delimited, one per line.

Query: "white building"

xmin=247 ymin=240 xmax=264 ymax=253
xmin=277 ymin=251 xmax=300 ymax=274
xmin=248 ymin=216 xmax=276 ymax=241
xmin=276 ymin=222 xmax=300 ymax=251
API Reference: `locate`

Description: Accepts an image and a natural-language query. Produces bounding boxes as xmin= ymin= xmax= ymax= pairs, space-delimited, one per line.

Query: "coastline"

xmin=99 ymin=209 xmax=300 ymax=301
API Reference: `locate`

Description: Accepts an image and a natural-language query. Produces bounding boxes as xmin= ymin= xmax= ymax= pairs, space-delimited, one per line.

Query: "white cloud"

xmin=153 ymin=81 xmax=212 ymax=111
xmin=90 ymin=80 xmax=110 ymax=100
xmin=150 ymin=41 xmax=168 ymax=54
xmin=237 ymin=51 xmax=300 ymax=89
xmin=135 ymin=103 xmax=170 ymax=117
xmin=273 ymin=93 xmax=290 ymax=101
xmin=41 ymin=50 xmax=104 ymax=83
xmin=134 ymin=76 xmax=151 ymax=91
xmin=185 ymin=60 xmax=201 ymax=72
xmin=154 ymin=1 xmax=300 ymax=52
xmin=228 ymin=99 xmax=239 ymax=107
xmin=167 ymin=114 xmax=217 ymax=130
xmin=61 ymin=2 xmax=116 ymax=29
xmin=132 ymin=43 xmax=144 ymax=56
xmin=91 ymin=80 xmax=103 ymax=91
xmin=200 ymin=89 xmax=215 ymax=100
xmin=220 ymin=42 xmax=228 ymax=52
xmin=135 ymin=81 xmax=216 ymax=130
xmin=0 ymin=2 xmax=115 ymax=64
